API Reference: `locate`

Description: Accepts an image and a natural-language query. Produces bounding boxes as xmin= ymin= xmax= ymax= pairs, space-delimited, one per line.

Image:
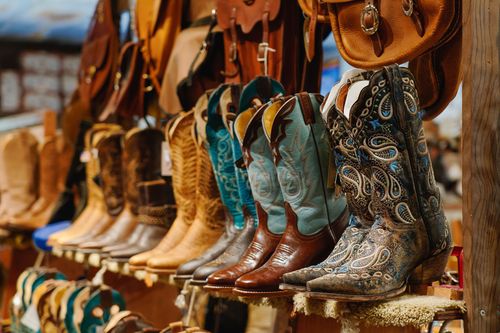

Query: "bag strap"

xmin=257 ymin=0 xmax=275 ymax=76
xmin=360 ymin=0 xmax=383 ymax=57
xmin=221 ymin=8 xmax=241 ymax=79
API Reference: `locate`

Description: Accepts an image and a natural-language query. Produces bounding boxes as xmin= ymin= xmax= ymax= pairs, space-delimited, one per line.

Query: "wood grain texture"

xmin=462 ymin=0 xmax=500 ymax=332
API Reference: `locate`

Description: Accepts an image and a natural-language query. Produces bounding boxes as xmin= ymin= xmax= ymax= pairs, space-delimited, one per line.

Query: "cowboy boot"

xmin=146 ymin=111 xmax=226 ymax=274
xmin=8 ymin=135 xmax=59 ymax=231
xmin=307 ymin=65 xmax=452 ymax=301
xmin=49 ymin=124 xmax=120 ymax=246
xmin=281 ymin=70 xmax=376 ymax=291
xmin=61 ymin=130 xmax=125 ymax=249
xmin=189 ymin=85 xmax=259 ymax=285
xmin=0 ymin=130 xmax=39 ymax=227
xmin=77 ymin=127 xmax=163 ymax=253
xmin=204 ymin=100 xmax=287 ymax=292
xmin=174 ymin=87 xmax=246 ymax=282
xmin=47 ymin=121 xmax=92 ymax=225
xmin=128 ymin=112 xmax=197 ymax=271
xmin=108 ymin=179 xmax=176 ymax=260
xmin=233 ymin=93 xmax=349 ymax=296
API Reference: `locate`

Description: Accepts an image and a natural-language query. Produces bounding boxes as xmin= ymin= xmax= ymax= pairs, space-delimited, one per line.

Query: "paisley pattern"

xmin=307 ymin=66 xmax=452 ymax=298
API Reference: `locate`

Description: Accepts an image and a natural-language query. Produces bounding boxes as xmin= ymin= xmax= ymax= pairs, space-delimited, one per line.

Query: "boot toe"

xmin=207 ymin=269 xmax=239 ymax=286
xmin=235 ymin=268 xmax=280 ymax=291
xmin=282 ymin=266 xmax=332 ymax=286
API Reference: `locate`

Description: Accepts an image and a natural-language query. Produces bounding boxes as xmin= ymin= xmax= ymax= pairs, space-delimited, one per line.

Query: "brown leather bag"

xmin=78 ymin=0 xmax=120 ymax=116
xmin=217 ymin=0 xmax=321 ymax=93
xmin=135 ymin=0 xmax=184 ymax=93
xmin=99 ymin=41 xmax=145 ymax=123
xmin=298 ymin=0 xmax=462 ymax=119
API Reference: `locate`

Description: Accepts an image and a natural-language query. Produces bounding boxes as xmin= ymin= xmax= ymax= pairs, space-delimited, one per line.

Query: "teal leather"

xmin=80 ymin=288 xmax=125 ymax=333
xmin=235 ymin=77 xmax=286 ymax=225
xmin=207 ymin=84 xmax=244 ymax=229
xmin=235 ymin=104 xmax=286 ymax=235
xmin=270 ymin=93 xmax=347 ymax=235
xmin=64 ymin=284 xmax=91 ymax=333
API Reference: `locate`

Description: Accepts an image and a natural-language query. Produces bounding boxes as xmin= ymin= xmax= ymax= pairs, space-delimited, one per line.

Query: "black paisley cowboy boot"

xmin=307 ymin=65 xmax=452 ymax=301
xmin=281 ymin=70 xmax=375 ymax=291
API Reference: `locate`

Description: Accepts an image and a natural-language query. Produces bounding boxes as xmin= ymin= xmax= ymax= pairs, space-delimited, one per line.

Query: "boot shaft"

xmin=264 ymin=93 xmax=347 ymax=236
xmin=351 ymin=65 xmax=450 ymax=255
xmin=235 ymin=101 xmax=286 ymax=235
xmin=123 ymin=128 xmax=163 ymax=214
xmin=167 ymin=111 xmax=198 ymax=222
xmin=137 ymin=179 xmax=176 ymax=229
xmin=206 ymin=85 xmax=244 ymax=228
xmin=97 ymin=131 xmax=125 ymax=216
xmin=38 ymin=136 xmax=59 ymax=201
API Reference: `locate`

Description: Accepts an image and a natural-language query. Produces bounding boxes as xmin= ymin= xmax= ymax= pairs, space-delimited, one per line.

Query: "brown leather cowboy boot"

xmin=232 ymin=93 xmax=348 ymax=296
xmin=78 ymin=127 xmax=163 ymax=254
xmin=49 ymin=124 xmax=120 ymax=246
xmin=108 ymin=179 xmax=176 ymax=261
xmin=128 ymin=112 xmax=197 ymax=271
xmin=0 ymin=130 xmax=39 ymax=228
xmin=146 ymin=112 xmax=225 ymax=274
xmin=61 ymin=129 xmax=125 ymax=248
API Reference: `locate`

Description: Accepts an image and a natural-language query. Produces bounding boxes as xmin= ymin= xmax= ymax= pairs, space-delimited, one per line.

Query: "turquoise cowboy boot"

xmin=233 ymin=93 xmax=349 ymax=296
xmin=281 ymin=70 xmax=376 ymax=291
xmin=307 ymin=65 xmax=452 ymax=301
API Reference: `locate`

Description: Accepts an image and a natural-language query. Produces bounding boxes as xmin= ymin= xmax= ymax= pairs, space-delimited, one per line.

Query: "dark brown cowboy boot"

xmin=78 ymin=128 xmax=163 ymax=253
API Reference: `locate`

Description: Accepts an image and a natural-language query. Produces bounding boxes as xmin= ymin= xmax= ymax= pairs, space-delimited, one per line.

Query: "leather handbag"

xmin=217 ymin=0 xmax=321 ymax=93
xmin=176 ymin=16 xmax=225 ymax=111
xmin=298 ymin=0 xmax=462 ymax=119
xmin=135 ymin=0 xmax=184 ymax=93
xmin=78 ymin=0 xmax=120 ymax=116
xmin=99 ymin=41 xmax=145 ymax=122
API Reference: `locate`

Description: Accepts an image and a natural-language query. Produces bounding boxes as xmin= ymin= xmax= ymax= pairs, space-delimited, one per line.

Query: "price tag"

xmin=21 ymin=304 xmax=40 ymax=332
xmin=161 ymin=141 xmax=172 ymax=176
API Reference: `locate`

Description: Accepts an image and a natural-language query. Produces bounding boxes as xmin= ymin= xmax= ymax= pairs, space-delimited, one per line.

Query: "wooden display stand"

xmin=0 ymin=0 xmax=498 ymax=332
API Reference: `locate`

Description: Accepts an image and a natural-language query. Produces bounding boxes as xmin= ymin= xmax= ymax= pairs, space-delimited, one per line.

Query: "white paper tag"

xmin=21 ymin=304 xmax=40 ymax=332
xmin=80 ymin=150 xmax=91 ymax=163
xmin=161 ymin=141 xmax=172 ymax=176
xmin=94 ymin=325 xmax=104 ymax=333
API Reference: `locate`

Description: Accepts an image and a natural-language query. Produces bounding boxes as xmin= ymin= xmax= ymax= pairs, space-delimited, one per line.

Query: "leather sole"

xmin=146 ymin=267 xmax=177 ymax=275
xmin=305 ymin=284 xmax=407 ymax=302
xmin=232 ymin=287 xmax=294 ymax=298
xmin=279 ymin=283 xmax=307 ymax=292
xmin=172 ymin=274 xmax=193 ymax=283
xmin=189 ymin=279 xmax=208 ymax=286
xmin=203 ymin=284 xmax=235 ymax=293
xmin=128 ymin=264 xmax=146 ymax=272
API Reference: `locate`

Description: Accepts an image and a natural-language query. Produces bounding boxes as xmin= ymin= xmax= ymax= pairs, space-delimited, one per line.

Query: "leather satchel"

xmin=99 ymin=41 xmax=145 ymax=122
xmin=298 ymin=0 xmax=462 ymax=119
xmin=78 ymin=0 xmax=120 ymax=116
xmin=135 ymin=0 xmax=184 ymax=93
xmin=217 ymin=0 xmax=321 ymax=93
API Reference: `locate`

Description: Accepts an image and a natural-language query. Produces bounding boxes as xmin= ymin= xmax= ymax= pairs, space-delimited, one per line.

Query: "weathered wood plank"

xmin=462 ymin=0 xmax=500 ymax=332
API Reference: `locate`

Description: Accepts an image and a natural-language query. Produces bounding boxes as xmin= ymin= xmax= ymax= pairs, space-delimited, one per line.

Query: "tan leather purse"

xmin=135 ymin=0 xmax=184 ymax=93
xmin=78 ymin=0 xmax=120 ymax=115
xmin=299 ymin=0 xmax=462 ymax=119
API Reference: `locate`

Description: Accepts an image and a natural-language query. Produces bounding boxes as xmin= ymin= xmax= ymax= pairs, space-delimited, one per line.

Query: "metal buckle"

xmin=142 ymin=73 xmax=154 ymax=92
xmin=257 ymin=42 xmax=275 ymax=76
xmin=360 ymin=4 xmax=380 ymax=35
xmin=113 ymin=72 xmax=122 ymax=91
xmin=402 ymin=0 xmax=414 ymax=16
xmin=84 ymin=65 xmax=97 ymax=84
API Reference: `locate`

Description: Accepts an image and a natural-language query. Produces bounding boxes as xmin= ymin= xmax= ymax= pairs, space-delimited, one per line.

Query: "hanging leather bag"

xmin=135 ymin=0 xmax=184 ymax=93
xmin=78 ymin=0 xmax=120 ymax=116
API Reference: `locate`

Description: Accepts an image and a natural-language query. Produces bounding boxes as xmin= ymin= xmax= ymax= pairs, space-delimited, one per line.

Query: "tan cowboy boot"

xmin=61 ymin=129 xmax=125 ymax=249
xmin=146 ymin=110 xmax=225 ymax=274
xmin=0 ymin=130 xmax=39 ymax=227
xmin=8 ymin=134 xmax=60 ymax=231
xmin=49 ymin=124 xmax=119 ymax=246
xmin=128 ymin=112 xmax=197 ymax=271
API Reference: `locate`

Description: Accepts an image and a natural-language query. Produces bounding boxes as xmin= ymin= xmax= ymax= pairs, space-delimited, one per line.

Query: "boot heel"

xmin=409 ymin=248 xmax=452 ymax=285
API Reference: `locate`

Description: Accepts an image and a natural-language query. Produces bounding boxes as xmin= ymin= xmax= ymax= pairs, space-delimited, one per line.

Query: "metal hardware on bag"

xmin=402 ymin=0 xmax=414 ymax=16
xmin=85 ymin=65 xmax=97 ymax=84
xmin=142 ymin=73 xmax=154 ymax=92
xmin=113 ymin=72 xmax=122 ymax=91
xmin=243 ymin=0 xmax=255 ymax=5
xmin=360 ymin=4 xmax=380 ymax=35
xmin=97 ymin=1 xmax=104 ymax=23
xmin=257 ymin=42 xmax=275 ymax=76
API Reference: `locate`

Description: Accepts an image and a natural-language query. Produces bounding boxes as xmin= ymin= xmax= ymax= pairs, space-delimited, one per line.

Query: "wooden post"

xmin=462 ymin=0 xmax=500 ymax=332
